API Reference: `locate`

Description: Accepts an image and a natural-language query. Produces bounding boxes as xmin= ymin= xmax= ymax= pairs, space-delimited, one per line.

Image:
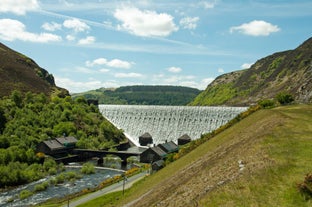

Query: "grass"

xmin=199 ymin=105 xmax=312 ymax=206
xmin=39 ymin=105 xmax=312 ymax=206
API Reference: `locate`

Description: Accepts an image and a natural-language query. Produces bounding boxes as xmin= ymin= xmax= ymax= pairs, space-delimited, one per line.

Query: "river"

xmin=0 ymin=164 xmax=123 ymax=207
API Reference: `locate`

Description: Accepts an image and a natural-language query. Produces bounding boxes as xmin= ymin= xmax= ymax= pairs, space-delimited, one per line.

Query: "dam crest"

xmin=99 ymin=105 xmax=247 ymax=146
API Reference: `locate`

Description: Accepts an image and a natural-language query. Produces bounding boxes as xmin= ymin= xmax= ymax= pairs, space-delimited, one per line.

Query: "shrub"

xmin=20 ymin=189 xmax=33 ymax=200
xmin=276 ymin=92 xmax=294 ymax=105
xmin=81 ymin=162 xmax=95 ymax=174
xmin=34 ymin=181 xmax=49 ymax=192
xmin=258 ymin=99 xmax=276 ymax=108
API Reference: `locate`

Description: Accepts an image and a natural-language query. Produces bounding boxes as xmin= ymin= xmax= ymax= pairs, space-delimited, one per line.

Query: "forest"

xmin=72 ymin=85 xmax=201 ymax=105
xmin=0 ymin=91 xmax=125 ymax=188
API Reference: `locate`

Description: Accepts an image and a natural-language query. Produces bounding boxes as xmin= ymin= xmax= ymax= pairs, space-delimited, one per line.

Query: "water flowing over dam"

xmin=99 ymin=105 xmax=247 ymax=146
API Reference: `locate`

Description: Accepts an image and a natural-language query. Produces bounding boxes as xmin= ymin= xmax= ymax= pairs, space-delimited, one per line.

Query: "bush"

xmin=34 ymin=181 xmax=49 ymax=192
xmin=81 ymin=162 xmax=95 ymax=174
xmin=20 ymin=189 xmax=33 ymax=200
xmin=258 ymin=99 xmax=276 ymax=108
xmin=276 ymin=92 xmax=294 ymax=105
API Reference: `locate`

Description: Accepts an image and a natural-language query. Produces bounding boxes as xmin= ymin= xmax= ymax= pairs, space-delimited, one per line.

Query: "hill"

xmin=190 ymin=37 xmax=312 ymax=106
xmin=0 ymin=43 xmax=68 ymax=98
xmin=72 ymin=85 xmax=201 ymax=105
xmin=86 ymin=104 xmax=312 ymax=206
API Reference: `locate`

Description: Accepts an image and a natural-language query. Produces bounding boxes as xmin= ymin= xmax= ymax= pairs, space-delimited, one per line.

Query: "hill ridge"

xmin=190 ymin=37 xmax=312 ymax=106
xmin=0 ymin=43 xmax=68 ymax=97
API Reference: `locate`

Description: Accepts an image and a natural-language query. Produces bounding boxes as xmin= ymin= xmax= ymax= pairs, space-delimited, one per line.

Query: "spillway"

xmin=99 ymin=105 xmax=247 ymax=146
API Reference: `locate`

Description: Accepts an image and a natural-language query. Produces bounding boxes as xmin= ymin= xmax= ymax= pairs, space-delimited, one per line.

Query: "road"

xmin=63 ymin=172 xmax=146 ymax=207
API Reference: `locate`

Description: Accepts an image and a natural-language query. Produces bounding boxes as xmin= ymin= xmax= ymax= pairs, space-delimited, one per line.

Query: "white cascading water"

xmin=99 ymin=105 xmax=248 ymax=146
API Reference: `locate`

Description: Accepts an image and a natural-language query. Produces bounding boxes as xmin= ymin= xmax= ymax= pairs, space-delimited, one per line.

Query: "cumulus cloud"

xmin=114 ymin=72 xmax=143 ymax=78
xmin=86 ymin=58 xmax=107 ymax=67
xmin=42 ymin=22 xmax=62 ymax=31
xmin=114 ymin=7 xmax=178 ymax=37
xmin=168 ymin=66 xmax=182 ymax=73
xmin=241 ymin=63 xmax=253 ymax=69
xmin=0 ymin=0 xmax=39 ymax=15
xmin=78 ymin=36 xmax=95 ymax=45
xmin=63 ymin=19 xmax=90 ymax=32
xmin=55 ymin=76 xmax=105 ymax=93
xmin=180 ymin=17 xmax=199 ymax=30
xmin=86 ymin=57 xmax=134 ymax=69
xmin=230 ymin=20 xmax=280 ymax=36
xmin=0 ymin=19 xmax=62 ymax=42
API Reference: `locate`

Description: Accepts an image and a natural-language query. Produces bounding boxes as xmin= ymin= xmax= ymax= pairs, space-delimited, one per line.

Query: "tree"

xmin=11 ymin=90 xmax=23 ymax=108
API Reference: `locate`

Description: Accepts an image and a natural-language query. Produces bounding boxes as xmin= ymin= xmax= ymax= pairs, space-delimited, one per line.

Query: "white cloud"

xmin=0 ymin=19 xmax=62 ymax=42
xmin=114 ymin=6 xmax=178 ymax=37
xmin=168 ymin=66 xmax=182 ymax=73
xmin=218 ymin=68 xmax=224 ymax=73
xmin=200 ymin=1 xmax=216 ymax=9
xmin=55 ymin=76 xmax=104 ymax=93
xmin=63 ymin=19 xmax=90 ymax=32
xmin=66 ymin=34 xmax=75 ymax=41
xmin=99 ymin=68 xmax=110 ymax=73
xmin=241 ymin=63 xmax=253 ymax=69
xmin=199 ymin=78 xmax=214 ymax=89
xmin=42 ymin=22 xmax=62 ymax=31
xmin=107 ymin=59 xmax=133 ymax=69
xmin=78 ymin=36 xmax=95 ymax=45
xmin=86 ymin=58 xmax=134 ymax=69
xmin=230 ymin=20 xmax=280 ymax=36
xmin=180 ymin=17 xmax=199 ymax=30
xmin=86 ymin=58 xmax=107 ymax=67
xmin=114 ymin=72 xmax=143 ymax=78
xmin=0 ymin=0 xmax=39 ymax=15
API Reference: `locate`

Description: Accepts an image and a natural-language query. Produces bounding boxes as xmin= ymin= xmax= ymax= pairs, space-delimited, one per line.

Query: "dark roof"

xmin=151 ymin=146 xmax=167 ymax=157
xmin=56 ymin=136 xmax=78 ymax=145
xmin=43 ymin=140 xmax=64 ymax=150
xmin=139 ymin=132 xmax=152 ymax=139
xmin=178 ymin=134 xmax=191 ymax=141
xmin=158 ymin=141 xmax=179 ymax=153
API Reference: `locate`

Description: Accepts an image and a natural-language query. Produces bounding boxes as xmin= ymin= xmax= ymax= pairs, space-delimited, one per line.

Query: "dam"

xmin=99 ymin=105 xmax=247 ymax=146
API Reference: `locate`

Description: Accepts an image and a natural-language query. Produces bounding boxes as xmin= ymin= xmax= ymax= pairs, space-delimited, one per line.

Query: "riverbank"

xmin=64 ymin=172 xmax=147 ymax=207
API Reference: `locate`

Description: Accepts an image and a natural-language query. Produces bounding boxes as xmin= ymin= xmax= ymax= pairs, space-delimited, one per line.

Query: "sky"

xmin=0 ymin=0 xmax=311 ymax=93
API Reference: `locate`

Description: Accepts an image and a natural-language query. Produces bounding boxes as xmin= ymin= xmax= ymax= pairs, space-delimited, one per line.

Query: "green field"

xmin=41 ymin=104 xmax=312 ymax=206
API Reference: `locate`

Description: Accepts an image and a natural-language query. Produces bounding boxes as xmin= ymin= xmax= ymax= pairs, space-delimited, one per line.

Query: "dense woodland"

xmin=0 ymin=91 xmax=125 ymax=188
xmin=72 ymin=85 xmax=201 ymax=105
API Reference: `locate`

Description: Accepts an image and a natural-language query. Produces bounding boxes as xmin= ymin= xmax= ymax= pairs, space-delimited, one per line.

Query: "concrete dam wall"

xmin=99 ymin=105 xmax=247 ymax=146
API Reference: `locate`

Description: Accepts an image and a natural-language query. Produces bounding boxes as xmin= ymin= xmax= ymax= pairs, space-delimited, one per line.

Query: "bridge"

xmin=72 ymin=149 xmax=142 ymax=169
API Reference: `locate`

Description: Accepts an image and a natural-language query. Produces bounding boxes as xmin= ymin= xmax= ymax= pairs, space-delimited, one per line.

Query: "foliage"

xmin=72 ymin=85 xmax=201 ymax=105
xmin=276 ymin=92 xmax=294 ymax=105
xmin=34 ymin=181 xmax=49 ymax=192
xmin=81 ymin=162 xmax=95 ymax=174
xmin=258 ymin=99 xmax=276 ymax=108
xmin=0 ymin=91 xmax=125 ymax=187
xmin=190 ymin=83 xmax=237 ymax=106
xmin=20 ymin=189 xmax=33 ymax=200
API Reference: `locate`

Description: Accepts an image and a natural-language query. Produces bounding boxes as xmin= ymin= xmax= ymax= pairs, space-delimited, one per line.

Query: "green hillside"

xmin=83 ymin=104 xmax=312 ymax=206
xmin=72 ymin=85 xmax=201 ymax=105
xmin=190 ymin=37 xmax=312 ymax=106
xmin=0 ymin=43 xmax=68 ymax=98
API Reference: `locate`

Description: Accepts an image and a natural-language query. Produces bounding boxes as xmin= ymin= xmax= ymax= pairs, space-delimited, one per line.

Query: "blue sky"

xmin=0 ymin=0 xmax=311 ymax=93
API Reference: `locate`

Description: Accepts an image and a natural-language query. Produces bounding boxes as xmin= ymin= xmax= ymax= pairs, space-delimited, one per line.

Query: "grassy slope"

xmin=65 ymin=105 xmax=312 ymax=206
